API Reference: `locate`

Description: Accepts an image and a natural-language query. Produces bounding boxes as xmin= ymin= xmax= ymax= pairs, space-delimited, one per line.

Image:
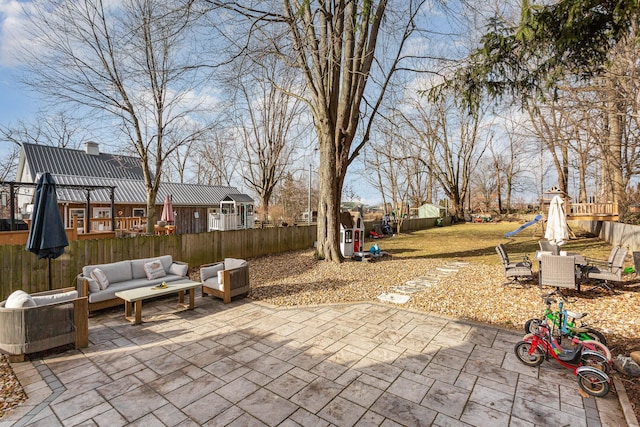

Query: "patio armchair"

xmin=495 ymin=244 xmax=533 ymax=286
xmin=582 ymin=247 xmax=628 ymax=292
xmin=539 ymin=254 xmax=580 ymax=291
xmin=0 ymin=287 xmax=89 ymax=362
xmin=200 ymin=258 xmax=249 ymax=304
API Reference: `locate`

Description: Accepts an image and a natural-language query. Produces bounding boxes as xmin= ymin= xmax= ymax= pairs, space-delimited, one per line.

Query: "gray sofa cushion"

xmin=168 ymin=263 xmax=189 ymax=277
xmin=131 ymin=255 xmax=173 ymax=279
xmin=83 ymin=261 xmax=133 ymax=284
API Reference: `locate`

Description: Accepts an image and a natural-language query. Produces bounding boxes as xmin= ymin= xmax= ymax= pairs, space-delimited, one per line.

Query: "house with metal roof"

xmin=15 ymin=142 xmax=254 ymax=234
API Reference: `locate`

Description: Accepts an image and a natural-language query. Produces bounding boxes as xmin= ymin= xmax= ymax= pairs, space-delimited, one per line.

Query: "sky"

xmin=0 ymin=0 xmax=390 ymax=205
xmin=0 ymin=1 xmax=517 ymax=208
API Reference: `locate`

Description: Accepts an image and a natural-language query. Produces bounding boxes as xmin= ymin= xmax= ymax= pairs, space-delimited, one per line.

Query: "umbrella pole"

xmin=48 ymin=258 xmax=52 ymax=291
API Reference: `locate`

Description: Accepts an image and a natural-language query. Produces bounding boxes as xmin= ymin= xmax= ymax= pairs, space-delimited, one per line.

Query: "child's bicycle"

xmin=524 ymin=292 xmax=609 ymax=356
xmin=514 ymin=322 xmax=611 ymax=397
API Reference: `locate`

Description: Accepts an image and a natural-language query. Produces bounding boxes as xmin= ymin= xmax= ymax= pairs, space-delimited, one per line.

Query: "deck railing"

xmin=568 ymin=202 xmax=619 ymax=217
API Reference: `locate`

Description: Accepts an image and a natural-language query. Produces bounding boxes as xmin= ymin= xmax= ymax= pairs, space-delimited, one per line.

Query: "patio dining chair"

xmin=495 ymin=244 xmax=533 ymax=287
xmin=539 ymin=253 xmax=579 ymax=291
xmin=538 ymin=239 xmax=560 ymax=255
xmin=582 ymin=247 xmax=628 ymax=293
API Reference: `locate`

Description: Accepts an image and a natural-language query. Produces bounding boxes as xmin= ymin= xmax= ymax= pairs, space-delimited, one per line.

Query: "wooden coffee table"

xmin=115 ymin=279 xmax=201 ymax=325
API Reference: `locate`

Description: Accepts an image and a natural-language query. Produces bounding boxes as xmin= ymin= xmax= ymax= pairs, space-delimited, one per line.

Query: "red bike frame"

xmin=525 ymin=324 xmax=610 ymax=377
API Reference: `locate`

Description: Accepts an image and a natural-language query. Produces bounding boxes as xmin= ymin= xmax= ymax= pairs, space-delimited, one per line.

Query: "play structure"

xmin=505 ymin=214 xmax=543 ymax=238
xmin=339 ymin=210 xmax=365 ymax=257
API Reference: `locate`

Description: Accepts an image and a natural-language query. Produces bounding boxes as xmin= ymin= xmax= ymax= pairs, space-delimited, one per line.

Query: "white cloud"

xmin=0 ymin=0 xmax=34 ymax=67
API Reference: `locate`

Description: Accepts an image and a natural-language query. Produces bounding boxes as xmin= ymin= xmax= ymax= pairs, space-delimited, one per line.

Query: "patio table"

xmin=115 ymin=279 xmax=201 ymax=325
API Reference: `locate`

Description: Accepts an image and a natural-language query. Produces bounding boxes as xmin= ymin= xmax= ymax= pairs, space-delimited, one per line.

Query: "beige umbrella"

xmin=545 ymin=195 xmax=569 ymax=246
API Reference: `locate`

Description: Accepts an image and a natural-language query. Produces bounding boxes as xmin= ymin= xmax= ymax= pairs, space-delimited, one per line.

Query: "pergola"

xmin=0 ymin=180 xmax=116 ymax=232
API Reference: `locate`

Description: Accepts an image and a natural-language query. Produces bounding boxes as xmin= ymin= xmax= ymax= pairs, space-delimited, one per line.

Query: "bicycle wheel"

xmin=580 ymin=352 xmax=611 ymax=375
xmin=581 ymin=328 xmax=608 ymax=346
xmin=581 ymin=340 xmax=612 ymax=362
xmin=577 ymin=370 xmax=610 ymax=397
xmin=524 ymin=318 xmax=543 ymax=334
xmin=514 ymin=341 xmax=544 ymax=367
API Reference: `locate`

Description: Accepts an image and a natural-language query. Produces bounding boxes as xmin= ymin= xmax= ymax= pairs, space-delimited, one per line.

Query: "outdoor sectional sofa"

xmin=76 ymin=255 xmax=189 ymax=312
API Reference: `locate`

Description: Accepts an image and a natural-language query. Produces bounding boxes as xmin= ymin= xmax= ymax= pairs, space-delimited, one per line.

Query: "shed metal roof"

xmin=23 ymin=143 xmax=144 ymax=180
xmin=19 ymin=143 xmax=253 ymax=206
xmin=53 ymin=175 xmax=253 ymax=206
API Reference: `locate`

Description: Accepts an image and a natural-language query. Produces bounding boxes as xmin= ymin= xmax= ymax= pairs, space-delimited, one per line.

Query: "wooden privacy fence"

xmin=0 ymin=216 xmax=445 ymax=300
xmin=0 ymin=225 xmax=316 ymax=300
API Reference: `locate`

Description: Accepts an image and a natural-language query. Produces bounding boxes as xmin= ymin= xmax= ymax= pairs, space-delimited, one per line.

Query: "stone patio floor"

xmin=0 ymin=292 xmax=634 ymax=427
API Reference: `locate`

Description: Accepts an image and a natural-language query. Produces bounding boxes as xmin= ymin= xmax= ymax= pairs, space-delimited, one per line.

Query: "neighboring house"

xmin=14 ymin=142 xmax=254 ymax=234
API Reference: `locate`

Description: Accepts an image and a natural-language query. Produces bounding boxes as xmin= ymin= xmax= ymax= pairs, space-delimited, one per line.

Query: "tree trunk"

xmin=316 ymin=135 xmax=343 ymax=261
xmin=146 ymin=187 xmax=158 ymax=234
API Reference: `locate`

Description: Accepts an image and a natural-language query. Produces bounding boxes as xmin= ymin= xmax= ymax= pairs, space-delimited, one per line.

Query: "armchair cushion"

xmin=201 ymin=263 xmax=224 ymax=282
xmin=32 ymin=290 xmax=78 ymax=306
xmin=5 ymin=290 xmax=36 ymax=309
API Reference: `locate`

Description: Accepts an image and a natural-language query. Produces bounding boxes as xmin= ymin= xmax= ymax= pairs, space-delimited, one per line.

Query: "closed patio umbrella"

xmin=161 ymin=194 xmax=174 ymax=225
xmin=26 ymin=172 xmax=69 ymax=290
xmin=545 ymin=195 xmax=569 ymax=246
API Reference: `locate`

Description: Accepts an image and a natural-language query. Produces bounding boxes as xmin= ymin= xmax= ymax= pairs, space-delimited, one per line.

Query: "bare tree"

xmin=209 ymin=0 xmax=432 ymax=261
xmin=229 ymin=55 xmax=307 ymax=220
xmin=0 ymin=109 xmax=90 ymax=180
xmin=401 ymin=91 xmax=488 ymax=217
xmin=20 ymin=0 xmax=213 ymax=233
xmin=193 ymin=130 xmax=239 ymax=187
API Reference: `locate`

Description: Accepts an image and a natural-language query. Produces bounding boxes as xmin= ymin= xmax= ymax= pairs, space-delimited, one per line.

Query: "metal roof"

xmin=23 ymin=143 xmax=144 ymax=180
xmin=223 ymin=193 xmax=255 ymax=203
xmin=20 ymin=144 xmax=253 ymax=206
xmin=53 ymin=175 xmax=253 ymax=206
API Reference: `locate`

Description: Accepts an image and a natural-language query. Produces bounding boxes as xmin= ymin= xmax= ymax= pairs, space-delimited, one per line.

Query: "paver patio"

xmin=0 ymin=293 xmax=630 ymax=427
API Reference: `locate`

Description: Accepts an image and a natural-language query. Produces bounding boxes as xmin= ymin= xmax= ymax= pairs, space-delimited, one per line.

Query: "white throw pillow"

xmin=168 ymin=263 xmax=188 ymax=277
xmin=5 ymin=290 xmax=36 ymax=308
xmin=90 ymin=268 xmax=110 ymax=290
xmin=144 ymin=259 xmax=166 ymax=280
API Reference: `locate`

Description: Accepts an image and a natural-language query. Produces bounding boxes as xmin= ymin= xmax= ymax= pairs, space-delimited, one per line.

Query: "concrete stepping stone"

xmin=406 ymin=279 xmax=434 ymax=287
xmin=392 ymin=286 xmax=422 ymax=294
xmin=377 ymin=293 xmax=410 ymax=304
xmin=436 ymin=267 xmax=458 ymax=273
xmin=447 ymin=261 xmax=470 ymax=267
xmin=422 ymin=273 xmax=446 ymax=279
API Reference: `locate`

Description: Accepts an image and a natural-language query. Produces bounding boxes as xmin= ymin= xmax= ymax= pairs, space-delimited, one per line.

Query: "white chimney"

xmin=85 ymin=141 xmax=99 ymax=156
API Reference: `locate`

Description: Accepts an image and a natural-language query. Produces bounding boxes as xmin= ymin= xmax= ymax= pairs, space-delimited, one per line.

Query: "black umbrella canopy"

xmin=26 ymin=172 xmax=69 ymax=260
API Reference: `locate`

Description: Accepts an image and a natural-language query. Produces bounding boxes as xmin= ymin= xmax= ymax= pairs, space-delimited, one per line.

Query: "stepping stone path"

xmin=377 ymin=260 xmax=470 ymax=304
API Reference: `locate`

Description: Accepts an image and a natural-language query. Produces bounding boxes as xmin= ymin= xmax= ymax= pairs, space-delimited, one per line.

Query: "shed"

xmin=417 ymin=203 xmax=447 ymax=218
